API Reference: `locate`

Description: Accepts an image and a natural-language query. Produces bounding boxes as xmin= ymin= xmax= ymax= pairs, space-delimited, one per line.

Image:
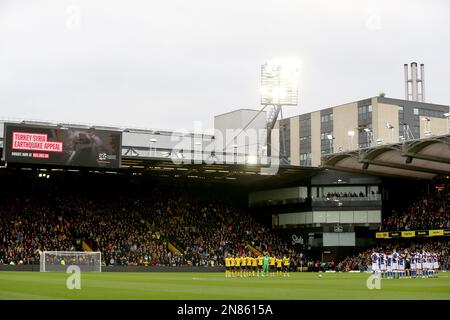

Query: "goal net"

xmin=40 ymin=251 xmax=102 ymax=272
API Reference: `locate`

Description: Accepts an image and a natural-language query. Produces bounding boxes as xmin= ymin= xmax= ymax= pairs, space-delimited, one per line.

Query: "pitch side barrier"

xmin=376 ymin=229 xmax=450 ymax=239
xmin=0 ymin=265 xmax=226 ymax=272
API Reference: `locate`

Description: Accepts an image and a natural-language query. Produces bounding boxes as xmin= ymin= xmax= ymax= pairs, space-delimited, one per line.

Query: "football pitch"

xmin=0 ymin=272 xmax=449 ymax=300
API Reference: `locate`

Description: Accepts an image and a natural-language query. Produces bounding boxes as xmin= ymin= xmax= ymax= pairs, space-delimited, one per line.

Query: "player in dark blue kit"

xmin=386 ymin=252 xmax=392 ymax=279
xmin=392 ymin=250 xmax=399 ymax=279
xmin=398 ymin=253 xmax=405 ymax=279
xmin=379 ymin=253 xmax=386 ymax=278
xmin=371 ymin=250 xmax=380 ymax=278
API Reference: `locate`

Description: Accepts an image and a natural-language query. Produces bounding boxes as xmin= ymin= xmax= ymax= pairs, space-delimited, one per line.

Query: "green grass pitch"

xmin=0 ymin=272 xmax=449 ymax=300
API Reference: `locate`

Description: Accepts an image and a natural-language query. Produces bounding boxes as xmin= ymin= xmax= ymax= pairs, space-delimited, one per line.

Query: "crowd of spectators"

xmin=0 ymin=178 xmax=298 ymax=267
xmin=382 ymin=184 xmax=450 ymax=231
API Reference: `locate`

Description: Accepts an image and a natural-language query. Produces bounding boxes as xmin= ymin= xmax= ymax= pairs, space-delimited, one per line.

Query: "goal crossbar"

xmin=40 ymin=251 xmax=101 ymax=272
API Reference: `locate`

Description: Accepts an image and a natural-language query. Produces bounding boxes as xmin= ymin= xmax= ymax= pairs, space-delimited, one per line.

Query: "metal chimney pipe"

xmin=420 ymin=63 xmax=425 ymax=102
xmin=411 ymin=62 xmax=418 ymax=101
xmin=404 ymin=64 xmax=409 ymax=100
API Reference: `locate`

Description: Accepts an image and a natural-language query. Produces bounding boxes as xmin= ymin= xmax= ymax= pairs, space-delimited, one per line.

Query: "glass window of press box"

xmin=311 ymin=185 xmax=380 ymax=201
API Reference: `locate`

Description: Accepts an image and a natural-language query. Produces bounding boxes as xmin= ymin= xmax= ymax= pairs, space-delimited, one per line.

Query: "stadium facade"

xmin=274 ymin=96 xmax=449 ymax=166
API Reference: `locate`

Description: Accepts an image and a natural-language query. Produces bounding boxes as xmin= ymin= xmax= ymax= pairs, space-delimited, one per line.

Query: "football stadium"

xmin=1 ymin=1 xmax=450 ymax=310
xmin=1 ymin=95 xmax=450 ymax=301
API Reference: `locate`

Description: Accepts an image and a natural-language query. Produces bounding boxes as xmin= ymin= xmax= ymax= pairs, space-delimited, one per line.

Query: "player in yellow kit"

xmin=246 ymin=255 xmax=252 ymax=277
xmin=241 ymin=254 xmax=247 ymax=277
xmin=225 ymin=256 xmax=231 ymax=277
xmin=276 ymin=256 xmax=283 ymax=276
xmin=235 ymin=255 xmax=241 ymax=277
xmin=269 ymin=256 xmax=276 ymax=276
xmin=283 ymin=256 xmax=290 ymax=277
xmin=257 ymin=255 xmax=264 ymax=277
xmin=251 ymin=255 xmax=258 ymax=277
xmin=230 ymin=255 xmax=235 ymax=277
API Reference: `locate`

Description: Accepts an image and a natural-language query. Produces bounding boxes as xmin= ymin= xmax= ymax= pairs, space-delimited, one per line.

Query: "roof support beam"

xmin=359 ymin=159 xmax=450 ymax=176
xmin=400 ymin=152 xmax=450 ymax=164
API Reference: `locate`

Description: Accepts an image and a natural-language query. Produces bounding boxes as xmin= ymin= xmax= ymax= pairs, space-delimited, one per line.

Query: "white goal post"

xmin=40 ymin=251 xmax=102 ymax=272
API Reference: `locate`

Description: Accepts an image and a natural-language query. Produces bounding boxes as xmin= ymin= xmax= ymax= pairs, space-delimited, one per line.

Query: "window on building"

xmin=358 ymin=105 xmax=372 ymax=122
xmin=299 ymin=153 xmax=312 ymax=166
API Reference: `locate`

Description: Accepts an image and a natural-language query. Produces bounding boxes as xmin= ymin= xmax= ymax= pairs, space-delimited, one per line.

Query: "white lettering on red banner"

xmin=12 ymin=132 xmax=63 ymax=153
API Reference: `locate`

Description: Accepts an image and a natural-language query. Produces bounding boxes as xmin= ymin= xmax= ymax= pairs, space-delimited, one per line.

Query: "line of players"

xmin=224 ymin=253 xmax=290 ymax=277
xmin=371 ymin=249 xmax=440 ymax=279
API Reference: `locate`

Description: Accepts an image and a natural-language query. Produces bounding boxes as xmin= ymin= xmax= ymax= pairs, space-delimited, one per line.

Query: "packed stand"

xmin=0 ymin=178 xmax=299 ymax=267
xmin=382 ymin=184 xmax=450 ymax=231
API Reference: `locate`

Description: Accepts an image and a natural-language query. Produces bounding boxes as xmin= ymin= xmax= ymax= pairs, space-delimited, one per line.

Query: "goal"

xmin=40 ymin=251 xmax=102 ymax=272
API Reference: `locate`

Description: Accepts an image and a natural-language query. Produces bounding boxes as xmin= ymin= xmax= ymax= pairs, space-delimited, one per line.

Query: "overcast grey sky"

xmin=1 ymin=0 xmax=449 ymax=131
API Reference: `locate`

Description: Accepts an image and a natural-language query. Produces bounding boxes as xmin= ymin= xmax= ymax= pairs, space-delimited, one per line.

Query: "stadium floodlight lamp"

xmin=347 ymin=130 xmax=355 ymax=137
xmin=363 ymin=128 xmax=371 ymax=133
xmin=327 ymin=134 xmax=334 ymax=140
xmin=247 ymin=155 xmax=258 ymax=165
xmin=260 ymin=59 xmax=300 ymax=106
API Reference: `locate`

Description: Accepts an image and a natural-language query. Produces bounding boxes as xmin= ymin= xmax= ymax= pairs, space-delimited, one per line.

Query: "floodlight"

xmin=327 ymin=134 xmax=334 ymax=140
xmin=363 ymin=128 xmax=371 ymax=133
xmin=260 ymin=60 xmax=299 ymax=106
xmin=247 ymin=155 xmax=258 ymax=165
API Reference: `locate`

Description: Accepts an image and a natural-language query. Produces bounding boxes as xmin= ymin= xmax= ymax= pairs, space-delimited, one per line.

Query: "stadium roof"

xmin=322 ymin=134 xmax=450 ymax=180
xmin=120 ymin=156 xmax=320 ymax=186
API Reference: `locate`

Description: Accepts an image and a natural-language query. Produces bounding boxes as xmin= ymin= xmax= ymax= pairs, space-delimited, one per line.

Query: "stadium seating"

xmin=0 ymin=176 xmax=299 ymax=267
xmin=382 ymin=183 xmax=450 ymax=231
